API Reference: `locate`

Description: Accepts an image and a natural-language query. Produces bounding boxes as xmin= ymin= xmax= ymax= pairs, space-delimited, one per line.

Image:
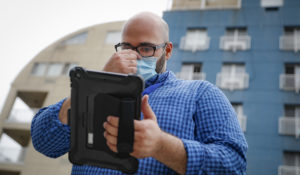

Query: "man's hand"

xmin=102 ymin=50 xmax=141 ymax=74
xmin=58 ymin=97 xmax=71 ymax=125
xmin=103 ymin=95 xmax=163 ymax=158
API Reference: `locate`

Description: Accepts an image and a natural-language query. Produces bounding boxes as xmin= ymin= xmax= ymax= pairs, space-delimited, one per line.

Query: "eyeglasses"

xmin=114 ymin=42 xmax=167 ymax=57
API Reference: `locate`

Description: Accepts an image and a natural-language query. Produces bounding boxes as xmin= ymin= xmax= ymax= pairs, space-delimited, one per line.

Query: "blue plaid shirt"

xmin=31 ymin=71 xmax=247 ymax=175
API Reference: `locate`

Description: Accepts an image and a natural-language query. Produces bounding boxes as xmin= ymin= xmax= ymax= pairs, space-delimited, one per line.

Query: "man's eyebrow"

xmin=120 ymin=42 xmax=132 ymax=45
xmin=139 ymin=42 xmax=155 ymax=46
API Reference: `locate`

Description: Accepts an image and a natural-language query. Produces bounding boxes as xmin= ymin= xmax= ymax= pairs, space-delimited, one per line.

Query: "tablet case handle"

xmin=117 ymin=98 xmax=135 ymax=156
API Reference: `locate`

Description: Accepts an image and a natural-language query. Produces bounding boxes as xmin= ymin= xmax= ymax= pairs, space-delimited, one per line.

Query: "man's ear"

xmin=165 ymin=42 xmax=173 ymax=60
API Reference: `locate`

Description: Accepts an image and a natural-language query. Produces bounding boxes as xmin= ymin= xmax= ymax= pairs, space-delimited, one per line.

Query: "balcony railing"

xmin=278 ymin=165 xmax=300 ymax=175
xmin=180 ymin=36 xmax=210 ymax=52
xmin=280 ymin=35 xmax=300 ymax=52
xmin=171 ymin=0 xmax=241 ymax=10
xmin=278 ymin=117 xmax=300 ymax=138
xmin=220 ymin=35 xmax=251 ymax=52
xmin=280 ymin=74 xmax=300 ymax=93
xmin=237 ymin=115 xmax=247 ymax=132
xmin=261 ymin=0 xmax=283 ymax=7
xmin=216 ymin=73 xmax=249 ymax=91
xmin=176 ymin=72 xmax=206 ymax=81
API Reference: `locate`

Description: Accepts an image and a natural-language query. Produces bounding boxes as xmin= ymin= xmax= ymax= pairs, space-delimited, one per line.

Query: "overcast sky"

xmin=0 ymin=0 xmax=171 ymax=112
xmin=0 ymin=0 xmax=171 ymax=151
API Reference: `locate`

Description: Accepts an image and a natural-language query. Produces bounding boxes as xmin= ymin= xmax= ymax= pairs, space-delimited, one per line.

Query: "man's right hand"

xmin=102 ymin=50 xmax=141 ymax=74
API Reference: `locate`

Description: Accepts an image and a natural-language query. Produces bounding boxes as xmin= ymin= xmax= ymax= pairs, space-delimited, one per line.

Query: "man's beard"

xmin=155 ymin=53 xmax=166 ymax=74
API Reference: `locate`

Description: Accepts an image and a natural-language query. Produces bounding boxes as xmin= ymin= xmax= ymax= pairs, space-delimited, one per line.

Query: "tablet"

xmin=68 ymin=67 xmax=144 ymax=174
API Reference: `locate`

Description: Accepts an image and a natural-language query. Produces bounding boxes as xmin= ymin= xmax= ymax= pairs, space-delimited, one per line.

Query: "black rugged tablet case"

xmin=68 ymin=67 xmax=144 ymax=174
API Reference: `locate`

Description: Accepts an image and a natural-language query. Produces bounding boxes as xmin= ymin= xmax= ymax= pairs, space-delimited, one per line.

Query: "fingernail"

xmin=103 ymin=122 xmax=106 ymax=128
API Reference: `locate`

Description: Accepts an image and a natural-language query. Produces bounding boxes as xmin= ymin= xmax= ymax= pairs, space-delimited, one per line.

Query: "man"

xmin=31 ymin=12 xmax=247 ymax=174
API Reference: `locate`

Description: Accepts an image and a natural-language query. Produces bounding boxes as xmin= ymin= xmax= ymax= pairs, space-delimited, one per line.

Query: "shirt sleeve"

xmin=31 ymin=98 xmax=71 ymax=158
xmin=181 ymin=83 xmax=248 ymax=175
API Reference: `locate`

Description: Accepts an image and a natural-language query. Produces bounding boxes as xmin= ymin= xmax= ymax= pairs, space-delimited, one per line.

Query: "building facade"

xmin=0 ymin=21 xmax=124 ymax=175
xmin=164 ymin=0 xmax=300 ymax=174
xmin=0 ymin=0 xmax=300 ymax=174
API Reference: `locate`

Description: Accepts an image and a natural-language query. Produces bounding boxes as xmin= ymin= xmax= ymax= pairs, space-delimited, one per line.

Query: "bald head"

xmin=122 ymin=12 xmax=169 ymax=43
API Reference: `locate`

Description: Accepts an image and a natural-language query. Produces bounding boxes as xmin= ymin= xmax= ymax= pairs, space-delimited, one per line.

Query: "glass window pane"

xmin=261 ymin=0 xmax=283 ymax=7
xmin=61 ymin=32 xmax=88 ymax=45
xmin=235 ymin=65 xmax=245 ymax=74
xmin=285 ymin=105 xmax=295 ymax=117
xmin=186 ymin=29 xmax=207 ymax=47
xmin=194 ymin=64 xmax=202 ymax=73
xmin=105 ymin=31 xmax=121 ymax=45
xmin=31 ymin=63 xmax=47 ymax=76
xmin=46 ymin=63 xmax=64 ymax=77
xmin=284 ymin=152 xmax=300 ymax=166
xmin=63 ymin=63 xmax=77 ymax=75
xmin=222 ymin=65 xmax=232 ymax=74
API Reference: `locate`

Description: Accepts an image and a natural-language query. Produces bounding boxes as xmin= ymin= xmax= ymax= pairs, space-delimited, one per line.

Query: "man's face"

xmin=121 ymin=19 xmax=168 ymax=73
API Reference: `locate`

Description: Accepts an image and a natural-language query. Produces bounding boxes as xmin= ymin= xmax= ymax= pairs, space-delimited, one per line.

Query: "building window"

xmin=216 ymin=64 xmax=249 ymax=91
xmin=261 ymin=0 xmax=283 ymax=7
xmin=280 ymin=64 xmax=300 ymax=93
xmin=46 ymin=63 xmax=64 ymax=77
xmin=105 ymin=31 xmax=121 ymax=45
xmin=63 ymin=63 xmax=77 ymax=76
xmin=61 ymin=32 xmax=88 ymax=45
xmin=232 ymin=103 xmax=247 ymax=132
xmin=280 ymin=27 xmax=300 ymax=52
xmin=220 ymin=27 xmax=251 ymax=52
xmin=279 ymin=152 xmax=300 ymax=175
xmin=31 ymin=63 xmax=47 ymax=76
xmin=180 ymin=28 xmax=210 ymax=52
xmin=177 ymin=63 xmax=206 ymax=80
xmin=278 ymin=105 xmax=300 ymax=137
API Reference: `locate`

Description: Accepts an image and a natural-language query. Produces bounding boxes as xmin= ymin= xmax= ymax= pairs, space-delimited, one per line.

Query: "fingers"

xmin=106 ymin=139 xmax=118 ymax=153
xmin=104 ymin=131 xmax=117 ymax=145
xmin=103 ymin=116 xmax=119 ymax=153
xmin=103 ymin=49 xmax=140 ymax=74
xmin=141 ymin=95 xmax=157 ymax=121
xmin=118 ymin=49 xmax=141 ymax=59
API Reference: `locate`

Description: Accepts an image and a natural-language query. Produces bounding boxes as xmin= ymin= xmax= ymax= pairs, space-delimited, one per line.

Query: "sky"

xmin=0 ymin=0 xmax=171 ymax=158
xmin=0 ymin=0 xmax=171 ymax=111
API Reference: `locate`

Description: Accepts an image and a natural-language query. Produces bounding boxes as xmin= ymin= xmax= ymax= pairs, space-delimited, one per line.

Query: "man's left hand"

xmin=103 ymin=95 xmax=163 ymax=158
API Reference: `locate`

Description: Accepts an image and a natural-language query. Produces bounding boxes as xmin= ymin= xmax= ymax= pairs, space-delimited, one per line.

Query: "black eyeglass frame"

xmin=114 ymin=42 xmax=167 ymax=57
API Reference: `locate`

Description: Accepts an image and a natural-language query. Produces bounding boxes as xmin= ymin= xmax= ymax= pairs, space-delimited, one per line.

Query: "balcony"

xmin=237 ymin=115 xmax=247 ymax=132
xmin=216 ymin=73 xmax=249 ymax=91
xmin=261 ymin=0 xmax=283 ymax=7
xmin=180 ymin=36 xmax=210 ymax=52
xmin=278 ymin=165 xmax=300 ymax=175
xmin=220 ymin=35 xmax=251 ymax=52
xmin=280 ymin=74 xmax=300 ymax=93
xmin=278 ymin=117 xmax=300 ymax=138
xmin=280 ymin=35 xmax=300 ymax=53
xmin=176 ymin=72 xmax=206 ymax=81
xmin=171 ymin=0 xmax=241 ymax=10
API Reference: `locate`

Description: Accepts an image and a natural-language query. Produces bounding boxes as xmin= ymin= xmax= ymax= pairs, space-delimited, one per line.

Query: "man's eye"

xmin=139 ymin=47 xmax=153 ymax=52
xmin=121 ymin=45 xmax=131 ymax=50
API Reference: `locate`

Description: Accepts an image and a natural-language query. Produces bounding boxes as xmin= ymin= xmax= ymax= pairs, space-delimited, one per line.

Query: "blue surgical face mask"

xmin=136 ymin=57 xmax=157 ymax=81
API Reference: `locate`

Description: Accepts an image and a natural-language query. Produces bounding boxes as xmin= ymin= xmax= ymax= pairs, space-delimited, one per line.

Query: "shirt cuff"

xmin=52 ymin=98 xmax=70 ymax=133
xmin=181 ymin=138 xmax=204 ymax=175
